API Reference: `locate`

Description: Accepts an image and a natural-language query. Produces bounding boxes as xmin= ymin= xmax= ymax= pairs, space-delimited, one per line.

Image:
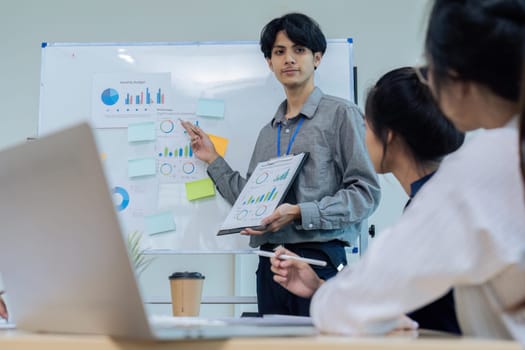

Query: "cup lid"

xmin=169 ymin=271 xmax=205 ymax=279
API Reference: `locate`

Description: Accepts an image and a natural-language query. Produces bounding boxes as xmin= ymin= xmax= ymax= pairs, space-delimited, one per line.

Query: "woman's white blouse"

xmin=311 ymin=120 xmax=525 ymax=343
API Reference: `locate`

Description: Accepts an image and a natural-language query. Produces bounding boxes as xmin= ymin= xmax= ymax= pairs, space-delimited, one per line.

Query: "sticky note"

xmin=144 ymin=211 xmax=176 ymax=235
xmin=128 ymin=157 xmax=156 ymax=178
xmin=196 ymin=98 xmax=225 ymax=118
xmin=185 ymin=177 xmax=216 ymax=201
xmin=208 ymin=134 xmax=229 ymax=157
xmin=128 ymin=121 xmax=156 ymax=142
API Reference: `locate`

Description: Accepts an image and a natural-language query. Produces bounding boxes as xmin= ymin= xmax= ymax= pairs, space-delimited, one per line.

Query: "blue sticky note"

xmin=128 ymin=121 xmax=156 ymax=142
xmin=144 ymin=211 xmax=176 ymax=235
xmin=128 ymin=157 xmax=156 ymax=178
xmin=196 ymin=98 xmax=225 ymax=118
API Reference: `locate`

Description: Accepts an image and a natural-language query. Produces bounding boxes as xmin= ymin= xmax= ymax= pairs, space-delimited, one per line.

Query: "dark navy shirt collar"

xmin=409 ymin=171 xmax=436 ymax=198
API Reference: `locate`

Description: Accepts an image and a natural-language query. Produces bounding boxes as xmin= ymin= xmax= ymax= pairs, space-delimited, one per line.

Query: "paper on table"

xmin=149 ymin=314 xmax=313 ymax=328
xmin=0 ymin=322 xmax=16 ymax=329
xmin=185 ymin=178 xmax=215 ymax=201
xmin=150 ymin=315 xmax=226 ymax=328
xmin=259 ymin=314 xmax=313 ymax=325
xmin=196 ymin=98 xmax=225 ymax=118
xmin=128 ymin=121 xmax=156 ymax=142
xmin=208 ymin=134 xmax=229 ymax=157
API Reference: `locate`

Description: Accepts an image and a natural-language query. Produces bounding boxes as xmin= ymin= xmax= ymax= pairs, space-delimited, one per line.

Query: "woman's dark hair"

xmin=365 ymin=67 xmax=465 ymax=170
xmin=260 ymin=13 xmax=327 ymax=59
xmin=425 ymin=0 xmax=525 ymax=101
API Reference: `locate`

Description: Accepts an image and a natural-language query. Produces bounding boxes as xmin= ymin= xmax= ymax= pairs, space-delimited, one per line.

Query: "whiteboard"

xmin=38 ymin=40 xmax=354 ymax=252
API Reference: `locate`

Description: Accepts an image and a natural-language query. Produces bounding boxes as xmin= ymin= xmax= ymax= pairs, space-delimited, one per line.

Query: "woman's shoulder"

xmin=444 ymin=126 xmax=518 ymax=171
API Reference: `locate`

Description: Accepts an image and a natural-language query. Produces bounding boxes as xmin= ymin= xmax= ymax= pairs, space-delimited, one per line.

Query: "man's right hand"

xmin=270 ymin=247 xmax=324 ymax=298
xmin=180 ymin=120 xmax=219 ymax=164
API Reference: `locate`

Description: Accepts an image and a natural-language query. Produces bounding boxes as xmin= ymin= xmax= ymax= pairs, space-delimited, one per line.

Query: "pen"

xmin=178 ymin=118 xmax=199 ymax=133
xmin=253 ymin=250 xmax=327 ymax=267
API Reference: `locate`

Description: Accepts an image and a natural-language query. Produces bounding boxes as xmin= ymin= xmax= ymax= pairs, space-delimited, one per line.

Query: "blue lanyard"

xmin=277 ymin=117 xmax=305 ymax=157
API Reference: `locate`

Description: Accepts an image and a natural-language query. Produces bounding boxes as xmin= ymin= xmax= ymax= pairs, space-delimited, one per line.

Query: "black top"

xmin=405 ymin=172 xmax=462 ymax=335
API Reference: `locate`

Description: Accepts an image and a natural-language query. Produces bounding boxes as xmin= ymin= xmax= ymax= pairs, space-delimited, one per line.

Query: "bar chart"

xmin=123 ymin=87 xmax=165 ymax=105
xmin=158 ymin=143 xmax=194 ymax=158
xmin=242 ymin=187 xmax=278 ymax=205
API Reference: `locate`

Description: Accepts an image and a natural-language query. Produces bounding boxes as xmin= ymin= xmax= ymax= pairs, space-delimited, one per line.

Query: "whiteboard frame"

xmin=38 ymin=39 xmax=355 ymax=253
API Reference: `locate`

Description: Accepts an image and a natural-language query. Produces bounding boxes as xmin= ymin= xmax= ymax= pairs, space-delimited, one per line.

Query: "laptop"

xmin=0 ymin=122 xmax=317 ymax=340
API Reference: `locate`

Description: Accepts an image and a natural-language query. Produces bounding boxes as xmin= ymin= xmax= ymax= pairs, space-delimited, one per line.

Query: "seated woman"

xmin=364 ymin=67 xmax=464 ymax=333
xmin=271 ymin=0 xmax=525 ymax=342
xmin=273 ymin=66 xmax=465 ymax=334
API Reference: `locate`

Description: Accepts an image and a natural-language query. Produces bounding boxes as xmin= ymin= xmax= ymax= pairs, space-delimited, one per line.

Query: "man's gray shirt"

xmin=207 ymin=87 xmax=380 ymax=248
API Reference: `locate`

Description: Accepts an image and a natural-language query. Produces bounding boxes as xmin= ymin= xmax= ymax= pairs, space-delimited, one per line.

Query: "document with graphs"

xmin=217 ymin=153 xmax=308 ymax=235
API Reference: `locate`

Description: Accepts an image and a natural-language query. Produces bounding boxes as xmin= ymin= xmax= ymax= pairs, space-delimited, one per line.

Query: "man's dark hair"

xmin=260 ymin=13 xmax=327 ymax=59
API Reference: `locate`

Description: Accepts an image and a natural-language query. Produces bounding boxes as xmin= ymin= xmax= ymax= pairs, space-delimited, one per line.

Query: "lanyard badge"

xmin=277 ymin=117 xmax=304 ymax=157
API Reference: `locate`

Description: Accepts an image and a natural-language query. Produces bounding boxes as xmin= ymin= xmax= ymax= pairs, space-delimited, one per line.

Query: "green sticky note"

xmin=128 ymin=121 xmax=156 ymax=142
xmin=185 ymin=178 xmax=216 ymax=201
xmin=144 ymin=211 xmax=176 ymax=235
xmin=128 ymin=157 xmax=156 ymax=178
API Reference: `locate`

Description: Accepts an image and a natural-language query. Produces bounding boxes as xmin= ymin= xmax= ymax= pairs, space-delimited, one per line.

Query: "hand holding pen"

xmin=269 ymin=247 xmax=325 ymax=299
xmin=0 ymin=291 xmax=8 ymax=321
xmin=179 ymin=119 xmax=219 ymax=164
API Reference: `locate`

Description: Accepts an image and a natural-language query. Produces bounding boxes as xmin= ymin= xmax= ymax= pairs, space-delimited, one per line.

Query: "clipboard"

xmin=217 ymin=152 xmax=309 ymax=235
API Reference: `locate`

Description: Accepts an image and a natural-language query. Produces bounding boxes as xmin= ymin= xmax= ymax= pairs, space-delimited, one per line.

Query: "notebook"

xmin=0 ymin=122 xmax=317 ymax=340
xmin=217 ymin=152 xmax=308 ymax=235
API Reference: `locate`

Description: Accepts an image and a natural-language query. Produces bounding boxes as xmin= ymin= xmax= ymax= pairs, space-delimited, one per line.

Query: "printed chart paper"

xmin=156 ymin=115 xmax=208 ymax=183
xmin=218 ymin=153 xmax=308 ymax=235
xmin=92 ymin=73 xmax=171 ymax=128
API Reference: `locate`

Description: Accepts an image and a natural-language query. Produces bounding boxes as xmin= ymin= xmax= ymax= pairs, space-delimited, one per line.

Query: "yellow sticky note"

xmin=185 ymin=178 xmax=216 ymax=201
xmin=208 ymin=134 xmax=229 ymax=157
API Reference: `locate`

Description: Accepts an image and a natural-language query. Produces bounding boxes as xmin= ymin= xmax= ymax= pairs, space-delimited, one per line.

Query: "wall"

xmin=0 ymin=0 xmax=432 ymax=316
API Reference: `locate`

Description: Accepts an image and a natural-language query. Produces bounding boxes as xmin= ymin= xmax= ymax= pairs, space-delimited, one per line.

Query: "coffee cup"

xmin=168 ymin=271 xmax=205 ymax=316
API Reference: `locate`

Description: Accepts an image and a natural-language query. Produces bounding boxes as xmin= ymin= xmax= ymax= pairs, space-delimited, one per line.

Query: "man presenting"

xmin=182 ymin=13 xmax=379 ymax=316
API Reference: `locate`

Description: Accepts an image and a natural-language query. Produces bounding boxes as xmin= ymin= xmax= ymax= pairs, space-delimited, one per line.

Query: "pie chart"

xmin=113 ymin=186 xmax=130 ymax=211
xmin=101 ymin=88 xmax=119 ymax=106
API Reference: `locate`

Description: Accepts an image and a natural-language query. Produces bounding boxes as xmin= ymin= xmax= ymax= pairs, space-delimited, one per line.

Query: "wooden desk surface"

xmin=0 ymin=330 xmax=520 ymax=350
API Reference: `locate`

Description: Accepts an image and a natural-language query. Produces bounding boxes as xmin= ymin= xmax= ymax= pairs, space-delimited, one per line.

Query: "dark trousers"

xmin=407 ymin=289 xmax=461 ymax=334
xmin=256 ymin=240 xmax=347 ymax=316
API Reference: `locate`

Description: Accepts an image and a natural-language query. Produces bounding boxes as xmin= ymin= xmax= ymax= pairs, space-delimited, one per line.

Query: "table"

xmin=0 ymin=329 xmax=520 ymax=350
